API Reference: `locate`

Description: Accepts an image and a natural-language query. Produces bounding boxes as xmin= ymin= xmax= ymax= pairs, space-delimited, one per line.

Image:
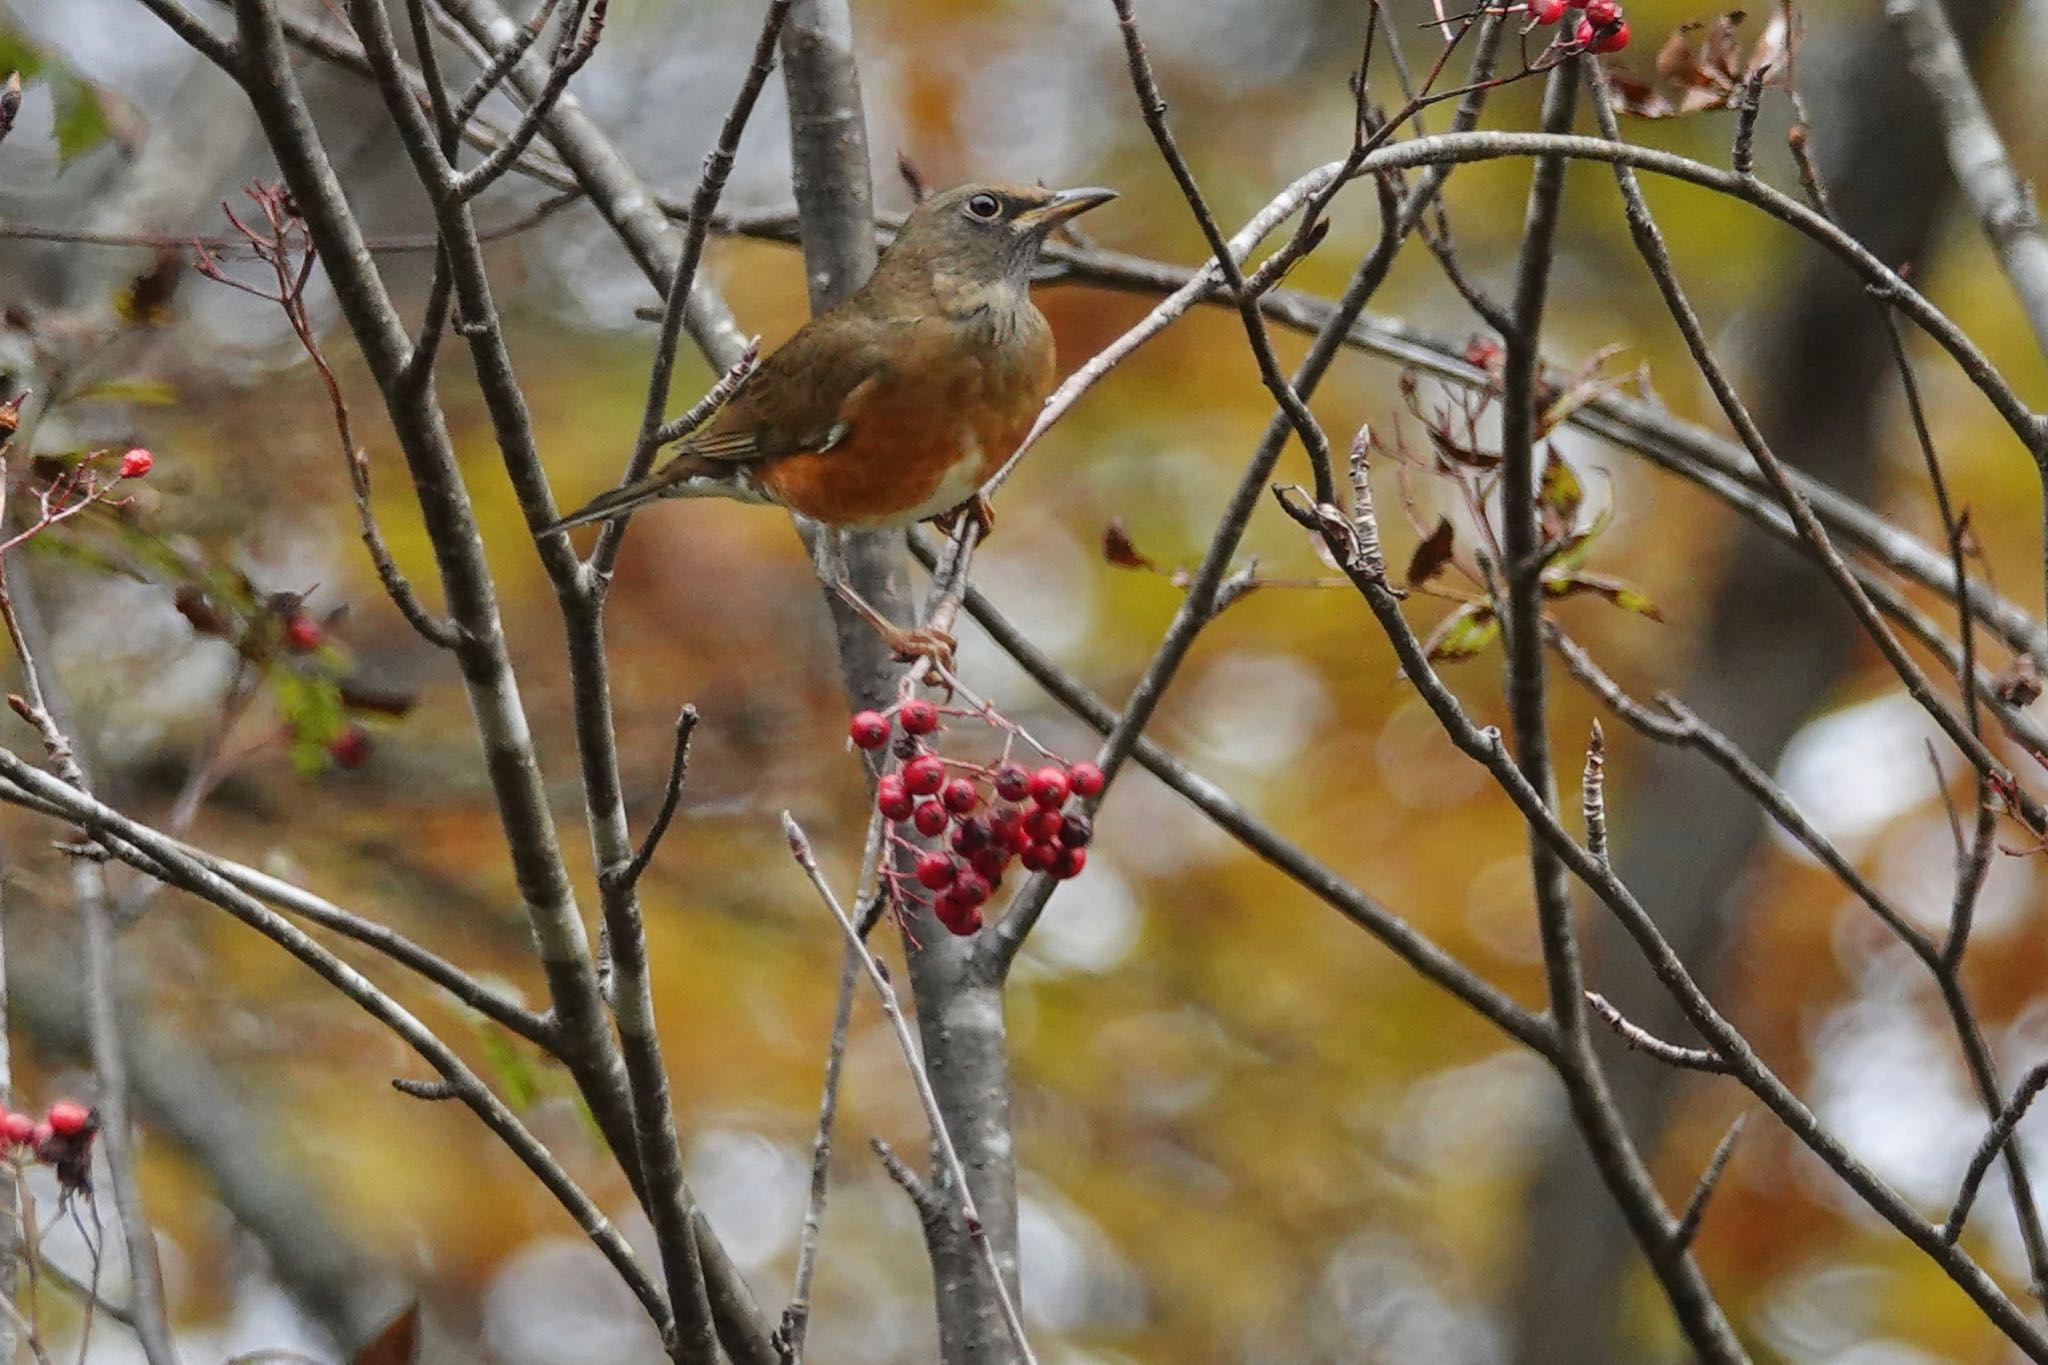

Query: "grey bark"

xmin=774 ymin=4 xmax=1024 ymax=1361
xmin=1509 ymin=6 xmax=2005 ymax=1359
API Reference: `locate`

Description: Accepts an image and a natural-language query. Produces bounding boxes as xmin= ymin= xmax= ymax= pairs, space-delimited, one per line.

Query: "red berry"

xmin=1582 ymin=0 xmax=1616 ymax=21
xmin=849 ymin=710 xmax=891 ymax=749
xmin=1029 ymin=767 xmax=1070 ymax=809
xmin=877 ymin=775 xmax=915 ymax=822
xmin=951 ymin=870 xmax=991 ymax=906
xmin=991 ymin=811 xmax=1030 ymax=854
xmin=31 ymin=1121 xmax=51 ymax=1150
xmin=1052 ymin=846 xmax=1088 ymax=880
xmin=899 ymin=698 xmax=940 ymax=735
xmin=913 ymin=801 xmax=949 ymax=837
xmin=283 ymin=614 xmax=324 ymax=651
xmin=1058 ymin=813 xmax=1093 ymax=848
xmin=1527 ymin=0 xmax=1567 ymax=22
xmin=45 ymin=1101 xmax=91 ymax=1139
xmin=951 ymin=819 xmax=990 ymax=855
xmin=1577 ymin=16 xmax=1628 ymax=50
xmin=902 ymin=754 xmax=946 ymax=796
xmin=1 ymin=1112 xmax=31 ymax=1146
xmin=1026 ymin=807 xmax=1064 ymax=843
xmin=328 ymin=727 xmax=372 ymax=769
xmin=934 ymin=894 xmax=982 ymax=936
xmin=118 ymin=447 xmax=153 ymax=479
xmin=1067 ymin=762 xmax=1105 ymax=798
xmin=941 ymin=778 xmax=979 ymax=815
xmin=915 ymin=852 xmax=957 ymax=891
xmin=1020 ymin=841 xmax=1056 ymax=872
xmin=969 ymin=846 xmax=1010 ymax=882
xmin=992 ymin=764 xmax=1032 ymax=803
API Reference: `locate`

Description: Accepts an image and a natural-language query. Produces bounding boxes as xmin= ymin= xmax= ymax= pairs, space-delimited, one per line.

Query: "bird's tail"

xmin=543 ymin=475 xmax=669 ymax=535
xmin=544 ymin=457 xmax=751 ymax=536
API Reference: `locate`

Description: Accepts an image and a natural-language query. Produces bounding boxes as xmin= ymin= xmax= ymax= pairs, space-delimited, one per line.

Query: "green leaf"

xmin=1538 ymin=445 xmax=1583 ymax=538
xmin=50 ymin=76 xmax=110 ymax=163
xmin=268 ymin=663 xmax=348 ymax=774
xmin=1546 ymin=497 xmax=1613 ymax=573
xmin=0 ymin=27 xmax=49 ymax=83
xmin=479 ymin=1029 xmax=542 ymax=1109
xmin=1422 ymin=602 xmax=1499 ymax=662
xmin=1543 ymin=571 xmax=1664 ymax=621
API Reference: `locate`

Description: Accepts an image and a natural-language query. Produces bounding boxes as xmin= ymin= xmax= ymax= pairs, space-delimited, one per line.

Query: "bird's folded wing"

xmin=674 ymin=302 xmax=927 ymax=464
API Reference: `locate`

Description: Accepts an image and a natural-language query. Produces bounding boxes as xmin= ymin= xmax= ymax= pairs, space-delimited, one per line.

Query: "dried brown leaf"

xmin=1406 ymin=516 xmax=1456 ymax=587
xmin=1102 ymin=519 xmax=1154 ymax=571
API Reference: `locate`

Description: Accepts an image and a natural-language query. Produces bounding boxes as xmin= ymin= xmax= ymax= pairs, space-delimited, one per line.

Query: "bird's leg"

xmin=813 ymin=527 xmax=956 ymax=674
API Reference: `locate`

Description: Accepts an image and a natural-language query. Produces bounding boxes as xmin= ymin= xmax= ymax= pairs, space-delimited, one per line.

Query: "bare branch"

xmin=1584 ymin=67 xmax=2043 ymax=834
xmin=780 ymin=815 xmax=1036 ymax=1365
xmin=905 ymin=531 xmax=1550 ymax=1051
xmin=654 ymin=343 xmax=759 ymax=447
xmin=447 ymin=0 xmax=604 ymax=201
xmin=587 ymin=0 xmax=791 ymax=571
xmin=1885 ymin=0 xmax=2048 ymax=354
xmin=986 ymin=11 xmax=1513 ymax=974
xmin=1947 ymin=1061 xmax=2048 ymax=1245
xmin=780 ymin=954 xmax=856 ymax=1364
xmin=0 ymin=749 xmax=673 ymax=1339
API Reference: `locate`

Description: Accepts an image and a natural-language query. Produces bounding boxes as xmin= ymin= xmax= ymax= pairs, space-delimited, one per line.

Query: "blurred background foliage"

xmin=0 ymin=0 xmax=2047 ymax=1360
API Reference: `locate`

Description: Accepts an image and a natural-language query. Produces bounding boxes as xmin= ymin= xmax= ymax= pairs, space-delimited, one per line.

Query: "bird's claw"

xmin=880 ymin=622 xmax=956 ymax=682
xmin=933 ymin=493 xmax=996 ymax=543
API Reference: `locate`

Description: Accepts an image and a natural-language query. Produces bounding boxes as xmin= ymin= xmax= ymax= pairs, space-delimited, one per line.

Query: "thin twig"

xmin=447 ymin=0 xmax=605 ymax=202
xmin=780 ymin=952 xmax=855 ymax=1364
xmin=1584 ymin=67 xmax=2043 ymax=835
xmin=1670 ymin=1114 xmax=1748 ymax=1256
xmin=606 ymin=705 xmax=698 ymax=899
xmin=1947 ymin=1061 xmax=2048 ymax=1245
xmin=0 ymin=541 xmax=178 ymax=1365
xmin=588 ymin=0 xmax=792 ymax=573
xmin=1584 ymin=993 xmax=1732 ymax=1075
xmin=0 ymin=749 xmax=673 ymax=1338
xmin=780 ymin=815 xmax=1035 ymax=1365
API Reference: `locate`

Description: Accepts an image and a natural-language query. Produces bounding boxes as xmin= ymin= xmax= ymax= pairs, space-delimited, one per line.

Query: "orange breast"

xmin=758 ymin=339 xmax=1053 ymax=529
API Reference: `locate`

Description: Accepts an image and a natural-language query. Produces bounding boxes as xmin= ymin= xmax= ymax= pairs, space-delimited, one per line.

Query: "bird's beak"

xmin=1020 ymin=186 xmax=1118 ymax=232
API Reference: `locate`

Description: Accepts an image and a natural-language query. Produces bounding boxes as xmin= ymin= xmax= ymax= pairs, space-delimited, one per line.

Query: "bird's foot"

xmin=876 ymin=620 xmax=957 ymax=681
xmin=828 ymin=577 xmax=956 ymax=682
xmin=932 ymin=493 xmax=996 ymax=543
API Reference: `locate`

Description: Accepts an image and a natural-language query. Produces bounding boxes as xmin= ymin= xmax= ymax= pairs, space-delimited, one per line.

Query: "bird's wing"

xmin=668 ymin=312 xmax=904 ymax=468
xmin=541 ymin=311 xmax=909 ymax=536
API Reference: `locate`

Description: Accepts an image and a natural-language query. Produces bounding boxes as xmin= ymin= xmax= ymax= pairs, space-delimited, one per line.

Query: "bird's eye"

xmin=965 ymin=192 xmax=1002 ymax=221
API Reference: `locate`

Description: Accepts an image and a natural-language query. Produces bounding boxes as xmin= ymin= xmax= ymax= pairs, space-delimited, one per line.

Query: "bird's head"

xmin=881 ymin=181 xmax=1117 ymax=292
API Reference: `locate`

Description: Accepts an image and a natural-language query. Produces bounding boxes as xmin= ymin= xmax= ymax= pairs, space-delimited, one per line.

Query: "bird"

xmin=544 ymin=179 xmax=1117 ymax=663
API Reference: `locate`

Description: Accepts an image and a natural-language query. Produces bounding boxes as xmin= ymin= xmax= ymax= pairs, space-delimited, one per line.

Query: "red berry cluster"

xmin=849 ymin=702 xmax=1106 ymax=937
xmin=0 ymin=1099 xmax=97 ymax=1191
xmin=1526 ymin=0 xmax=1629 ymax=52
